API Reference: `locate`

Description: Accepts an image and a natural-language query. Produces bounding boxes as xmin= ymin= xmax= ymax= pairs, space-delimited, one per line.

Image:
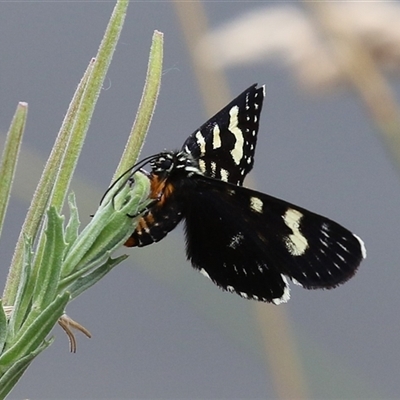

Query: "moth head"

xmin=150 ymin=152 xmax=175 ymax=175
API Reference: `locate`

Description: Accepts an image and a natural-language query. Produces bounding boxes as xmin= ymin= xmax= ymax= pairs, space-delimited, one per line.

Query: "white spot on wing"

xmin=185 ymin=166 xmax=201 ymax=174
xmin=212 ymin=124 xmax=222 ymax=149
xmin=283 ymin=209 xmax=309 ymax=256
xmin=228 ymin=233 xmax=244 ymax=249
xmin=198 ymin=159 xmax=206 ymax=173
xmin=199 ymin=268 xmax=211 ymax=280
xmin=220 ymin=168 xmax=229 ymax=182
xmin=337 ymin=253 xmax=345 ymax=262
xmin=353 ymin=234 xmax=367 ymax=259
xmin=211 ymin=161 xmax=217 ymax=176
xmin=228 ymin=106 xmax=244 ymax=165
xmin=338 ymin=242 xmax=349 ymax=253
xmin=321 ymin=222 xmax=330 ymax=234
xmin=195 ymin=131 xmax=206 ymax=156
xmin=250 ymin=197 xmax=263 ymax=213
xmin=272 ymin=275 xmax=291 ymax=305
xmin=291 ymin=278 xmax=303 ymax=287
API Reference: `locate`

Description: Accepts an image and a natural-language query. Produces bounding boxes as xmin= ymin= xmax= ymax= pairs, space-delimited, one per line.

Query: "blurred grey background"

xmin=1 ymin=1 xmax=399 ymax=399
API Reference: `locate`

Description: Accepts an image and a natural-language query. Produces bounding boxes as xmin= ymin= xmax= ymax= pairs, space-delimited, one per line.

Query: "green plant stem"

xmin=2 ymin=64 xmax=92 ymax=306
xmin=52 ymin=0 xmax=129 ymax=212
xmin=113 ymin=30 xmax=164 ymax=181
xmin=0 ymin=103 xmax=27 ymax=243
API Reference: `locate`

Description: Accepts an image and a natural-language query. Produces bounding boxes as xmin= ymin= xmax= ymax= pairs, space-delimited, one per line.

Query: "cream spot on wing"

xmin=198 ymin=159 xmax=206 ymax=174
xmin=211 ymin=161 xmax=217 ymax=176
xmin=228 ymin=106 xmax=243 ymax=165
xmin=283 ymin=209 xmax=308 ymax=256
xmin=195 ymin=131 xmax=206 ymax=156
xmin=212 ymin=124 xmax=222 ymax=149
xmin=250 ymin=197 xmax=263 ymax=213
xmin=272 ymin=275 xmax=291 ymax=305
xmin=199 ymin=268 xmax=211 ymax=280
xmin=354 ymin=234 xmax=367 ymax=259
xmin=228 ymin=233 xmax=244 ymax=249
xmin=220 ymin=168 xmax=229 ymax=182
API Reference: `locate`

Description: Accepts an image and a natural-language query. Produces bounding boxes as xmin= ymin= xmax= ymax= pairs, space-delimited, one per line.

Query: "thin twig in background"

xmin=307 ymin=2 xmax=400 ymax=172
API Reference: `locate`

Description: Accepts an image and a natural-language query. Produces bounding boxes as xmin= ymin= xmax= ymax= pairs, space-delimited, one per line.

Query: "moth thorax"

xmin=151 ymin=151 xmax=201 ymax=177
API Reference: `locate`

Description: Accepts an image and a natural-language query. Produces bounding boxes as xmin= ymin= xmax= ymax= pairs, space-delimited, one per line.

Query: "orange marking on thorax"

xmin=146 ymin=211 xmax=155 ymax=225
xmin=137 ymin=218 xmax=148 ymax=231
xmin=149 ymin=174 xmax=175 ymax=207
xmin=125 ymin=216 xmax=150 ymax=247
xmin=125 ymin=236 xmax=137 ymax=247
xmin=124 ymin=175 xmax=174 ymax=248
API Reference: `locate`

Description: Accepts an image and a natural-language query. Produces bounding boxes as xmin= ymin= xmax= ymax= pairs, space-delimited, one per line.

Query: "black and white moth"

xmin=120 ymin=84 xmax=366 ymax=304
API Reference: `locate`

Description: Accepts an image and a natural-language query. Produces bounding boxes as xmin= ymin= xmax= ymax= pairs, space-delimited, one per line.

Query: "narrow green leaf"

xmin=68 ymin=255 xmax=128 ymax=300
xmin=11 ymin=237 xmax=37 ymax=337
xmin=52 ymin=0 xmax=130 ymax=211
xmin=2 ymin=60 xmax=94 ymax=306
xmin=0 ymin=301 xmax=7 ymax=354
xmin=7 ymin=237 xmax=32 ymax=339
xmin=32 ymin=208 xmax=66 ymax=310
xmin=47 ymin=59 xmax=95 ymax=214
xmin=61 ymin=171 xmax=150 ymax=277
xmin=0 ymin=338 xmax=53 ymax=399
xmin=64 ymin=192 xmax=80 ymax=254
xmin=61 ymin=200 xmax=117 ymax=277
xmin=0 ymin=292 xmax=69 ymax=366
xmin=0 ymin=103 xmax=27 ymax=243
xmin=113 ymin=30 xmax=163 ymax=181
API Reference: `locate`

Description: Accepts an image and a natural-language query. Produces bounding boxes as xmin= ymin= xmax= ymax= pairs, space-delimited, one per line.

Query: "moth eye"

xmin=160 ymin=158 xmax=173 ymax=170
xmin=153 ymin=157 xmax=173 ymax=173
